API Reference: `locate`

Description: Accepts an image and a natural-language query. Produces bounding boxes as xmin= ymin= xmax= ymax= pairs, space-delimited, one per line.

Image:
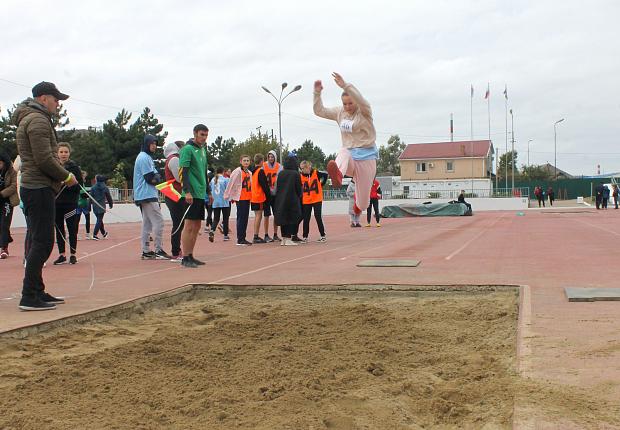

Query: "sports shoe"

xmin=102 ymin=232 xmax=109 ymax=239
xmin=181 ymin=257 xmax=198 ymax=268
xmin=53 ymin=255 xmax=67 ymax=265
xmin=236 ymin=240 xmax=252 ymax=246
xmin=91 ymin=235 xmax=100 ymax=241
xmin=189 ymin=255 xmax=206 ymax=265
xmin=284 ymin=238 xmax=299 ymax=246
xmin=208 ymin=231 xmax=214 ymax=243
xmin=264 ymin=235 xmax=274 ymax=243
xmin=326 ymin=160 xmax=343 ymax=188
xmin=365 ymin=223 xmax=371 ymax=228
xmin=86 ymin=233 xmax=93 ymax=240
xmin=291 ymin=235 xmax=303 ymax=243
xmin=317 ymin=236 xmax=327 ymax=243
xmin=376 ymin=223 xmax=381 ymax=227
xmin=141 ymin=251 xmax=156 ymax=260
xmin=69 ymin=255 xmax=77 ymax=265
xmin=0 ymin=248 xmax=8 ymax=259
xmin=40 ymin=292 xmax=65 ymax=304
xmin=170 ymin=254 xmax=183 ymax=262
xmin=253 ymin=236 xmax=266 ymax=244
xmin=350 ymin=223 xmax=356 ymax=228
xmin=301 ymin=237 xmax=308 ymax=244
xmin=273 ymin=234 xmax=281 ymax=242
xmin=204 ymin=227 xmax=210 ymax=233
xmin=155 ymin=249 xmax=172 ymax=260
xmin=19 ymin=296 xmax=56 ymax=311
xmin=355 ymin=223 xmax=362 ymax=228
xmin=223 ymin=235 xmax=230 ymax=241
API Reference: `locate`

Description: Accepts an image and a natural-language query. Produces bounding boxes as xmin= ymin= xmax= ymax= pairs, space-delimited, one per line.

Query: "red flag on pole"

xmin=503 ymin=84 xmax=508 ymax=99
xmin=156 ymin=179 xmax=182 ymax=202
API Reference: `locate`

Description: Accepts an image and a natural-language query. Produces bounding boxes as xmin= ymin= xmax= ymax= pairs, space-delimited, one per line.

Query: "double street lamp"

xmin=261 ymin=82 xmax=302 ymax=163
xmin=554 ymin=118 xmax=565 ymax=180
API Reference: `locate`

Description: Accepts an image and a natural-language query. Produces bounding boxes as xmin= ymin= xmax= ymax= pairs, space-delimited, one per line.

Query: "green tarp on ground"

xmin=380 ymin=202 xmax=472 ymax=217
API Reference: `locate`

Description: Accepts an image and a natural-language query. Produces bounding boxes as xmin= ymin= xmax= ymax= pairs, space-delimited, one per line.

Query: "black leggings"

xmin=55 ymin=204 xmax=78 ymax=255
xmin=212 ymin=206 xmax=231 ymax=235
xmin=0 ymin=200 xmax=14 ymax=248
xmin=93 ymin=213 xmax=106 ymax=237
xmin=78 ymin=211 xmax=90 ymax=234
xmin=366 ymin=198 xmax=380 ymax=223
xmin=302 ymin=202 xmax=325 ymax=238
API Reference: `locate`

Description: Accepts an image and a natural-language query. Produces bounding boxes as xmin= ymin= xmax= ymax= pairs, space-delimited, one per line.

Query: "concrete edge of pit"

xmin=0 ymin=283 xmax=522 ymax=341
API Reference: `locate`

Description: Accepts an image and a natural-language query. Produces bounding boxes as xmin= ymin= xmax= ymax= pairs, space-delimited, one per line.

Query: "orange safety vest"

xmin=251 ymin=167 xmax=266 ymax=204
xmin=301 ymin=169 xmax=323 ymax=205
xmin=262 ymin=161 xmax=280 ymax=189
xmin=239 ymin=169 xmax=252 ymax=201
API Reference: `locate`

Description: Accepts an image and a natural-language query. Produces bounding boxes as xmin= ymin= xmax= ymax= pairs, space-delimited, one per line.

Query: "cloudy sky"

xmin=2 ymin=0 xmax=619 ymax=176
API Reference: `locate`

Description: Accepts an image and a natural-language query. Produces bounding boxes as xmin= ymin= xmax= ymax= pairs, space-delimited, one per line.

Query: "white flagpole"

xmin=471 ymin=84 xmax=474 ymax=193
xmin=504 ymin=84 xmax=508 ymax=192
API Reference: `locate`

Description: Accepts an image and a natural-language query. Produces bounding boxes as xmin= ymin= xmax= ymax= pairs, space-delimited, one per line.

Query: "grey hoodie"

xmin=163 ymin=141 xmax=181 ymax=182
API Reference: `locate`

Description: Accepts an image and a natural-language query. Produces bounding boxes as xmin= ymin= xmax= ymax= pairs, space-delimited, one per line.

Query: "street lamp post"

xmin=261 ymin=82 xmax=302 ymax=163
xmin=510 ymin=109 xmax=515 ymax=192
xmin=527 ymin=139 xmax=533 ymax=167
xmin=554 ymin=118 xmax=565 ymax=180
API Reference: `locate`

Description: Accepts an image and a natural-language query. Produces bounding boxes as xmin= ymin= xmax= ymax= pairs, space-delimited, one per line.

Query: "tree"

xmin=377 ymin=134 xmax=405 ymax=175
xmin=498 ymin=150 xmax=519 ymax=182
xmin=52 ymin=103 xmax=70 ymax=129
xmin=70 ymin=130 xmax=115 ymax=180
xmin=293 ymin=139 xmax=326 ymax=169
xmin=0 ymin=105 xmax=17 ymax=160
xmin=207 ymin=135 xmax=236 ymax=168
xmin=520 ymin=164 xmax=554 ymax=181
xmin=231 ymin=132 xmax=278 ymax=167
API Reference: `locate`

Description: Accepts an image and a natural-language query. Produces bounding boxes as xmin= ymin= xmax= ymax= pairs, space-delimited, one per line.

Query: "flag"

xmin=156 ymin=179 xmax=182 ymax=202
xmin=485 ymin=84 xmax=490 ymax=99
xmin=503 ymin=85 xmax=508 ymax=99
xmin=470 ymin=85 xmax=474 ymax=98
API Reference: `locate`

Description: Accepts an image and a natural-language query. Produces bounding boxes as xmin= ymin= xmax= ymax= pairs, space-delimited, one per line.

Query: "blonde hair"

xmin=58 ymin=142 xmax=72 ymax=152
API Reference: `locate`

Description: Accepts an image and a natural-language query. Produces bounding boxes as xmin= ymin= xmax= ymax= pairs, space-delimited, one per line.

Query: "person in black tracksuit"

xmin=53 ymin=143 xmax=83 ymax=265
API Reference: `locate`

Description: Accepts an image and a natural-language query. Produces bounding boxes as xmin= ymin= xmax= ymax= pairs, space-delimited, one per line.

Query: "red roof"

xmin=399 ymin=140 xmax=492 ymax=160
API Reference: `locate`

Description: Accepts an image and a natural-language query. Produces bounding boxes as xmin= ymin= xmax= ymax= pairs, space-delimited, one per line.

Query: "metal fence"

xmin=110 ymin=187 xmax=529 ymax=204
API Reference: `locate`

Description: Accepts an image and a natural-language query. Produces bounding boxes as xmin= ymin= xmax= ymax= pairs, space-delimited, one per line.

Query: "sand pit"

xmin=0 ymin=287 xmax=618 ymax=429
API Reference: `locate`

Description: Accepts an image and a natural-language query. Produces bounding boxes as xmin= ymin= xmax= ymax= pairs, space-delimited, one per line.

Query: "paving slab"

xmin=356 ymin=259 xmax=421 ymax=267
xmin=565 ymin=287 xmax=620 ymax=302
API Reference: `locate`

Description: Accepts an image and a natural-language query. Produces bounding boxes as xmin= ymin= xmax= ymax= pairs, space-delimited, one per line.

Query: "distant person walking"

xmin=366 ymin=177 xmax=382 ymax=227
xmin=90 ymin=175 xmax=113 ymax=239
xmin=534 ymin=186 xmax=545 ymax=207
xmin=547 ymin=186 xmax=554 ymax=206
xmin=602 ymin=185 xmax=610 ymax=209
xmin=13 ymin=81 xmax=77 ymax=310
xmin=209 ymin=167 xmax=231 ymax=241
xmin=613 ymin=184 xmax=619 ymax=209
xmin=595 ymin=182 xmax=604 ymax=210
xmin=76 ymin=171 xmax=92 ymax=240
xmin=0 ymin=152 xmax=19 ymax=259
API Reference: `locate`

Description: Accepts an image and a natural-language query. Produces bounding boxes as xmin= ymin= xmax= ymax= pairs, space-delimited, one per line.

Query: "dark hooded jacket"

xmin=11 ymin=98 xmax=69 ymax=191
xmin=90 ymin=175 xmax=114 ymax=215
xmin=0 ymin=152 xmax=19 ymax=207
xmin=274 ymin=155 xmax=302 ymax=226
xmin=55 ymin=159 xmax=83 ymax=206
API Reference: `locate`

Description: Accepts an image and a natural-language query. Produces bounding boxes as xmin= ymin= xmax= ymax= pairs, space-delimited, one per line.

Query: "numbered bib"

xmin=340 ymin=119 xmax=354 ymax=133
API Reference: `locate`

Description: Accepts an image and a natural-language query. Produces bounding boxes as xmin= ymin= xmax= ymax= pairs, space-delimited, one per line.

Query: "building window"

xmin=446 ymin=161 xmax=454 ymax=172
xmin=416 ymin=162 xmax=426 ymax=172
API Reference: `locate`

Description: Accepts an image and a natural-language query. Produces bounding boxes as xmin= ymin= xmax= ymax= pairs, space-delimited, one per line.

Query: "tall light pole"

xmin=510 ymin=109 xmax=515 ymax=192
xmin=527 ymin=139 xmax=533 ymax=167
xmin=554 ymin=118 xmax=565 ymax=180
xmin=261 ymin=82 xmax=302 ymax=163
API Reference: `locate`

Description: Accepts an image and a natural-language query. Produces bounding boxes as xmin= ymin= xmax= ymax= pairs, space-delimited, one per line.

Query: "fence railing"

xmin=109 ymin=187 xmax=529 ymax=203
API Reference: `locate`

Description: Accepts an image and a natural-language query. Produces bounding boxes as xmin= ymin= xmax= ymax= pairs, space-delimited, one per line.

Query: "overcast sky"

xmin=2 ymin=0 xmax=619 ymax=176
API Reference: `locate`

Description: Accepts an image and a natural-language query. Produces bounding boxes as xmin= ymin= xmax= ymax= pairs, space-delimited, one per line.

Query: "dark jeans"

xmin=615 ymin=196 xmax=619 ymax=209
xmin=236 ymin=200 xmax=250 ymax=242
xmin=302 ymin=202 xmax=325 ymax=238
xmin=603 ymin=198 xmax=608 ymax=209
xmin=55 ymin=203 xmax=78 ymax=255
xmin=212 ymin=206 xmax=231 ymax=236
xmin=0 ymin=200 xmax=14 ymax=248
xmin=205 ymin=202 xmax=213 ymax=227
xmin=165 ymin=197 xmax=186 ymax=257
xmin=93 ymin=212 xmax=106 ymax=237
xmin=21 ymin=187 xmax=55 ymax=299
xmin=78 ymin=209 xmax=90 ymax=234
xmin=366 ymin=198 xmax=380 ymax=224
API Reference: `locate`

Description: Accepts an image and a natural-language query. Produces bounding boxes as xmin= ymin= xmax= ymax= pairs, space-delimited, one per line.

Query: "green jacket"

xmin=12 ymin=98 xmax=69 ymax=191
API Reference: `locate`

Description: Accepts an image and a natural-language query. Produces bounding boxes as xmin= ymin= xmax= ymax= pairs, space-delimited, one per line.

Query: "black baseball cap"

xmin=32 ymin=81 xmax=69 ymax=100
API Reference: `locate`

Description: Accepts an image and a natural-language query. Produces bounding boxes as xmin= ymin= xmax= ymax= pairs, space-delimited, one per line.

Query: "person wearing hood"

xmin=313 ymin=72 xmax=377 ymax=216
xmin=274 ymin=154 xmax=303 ymax=246
xmin=178 ymin=124 xmax=209 ymax=267
xmin=13 ymin=81 xmax=78 ymax=311
xmin=163 ymin=140 xmax=186 ymax=259
xmin=90 ymin=175 xmax=114 ymax=239
xmin=133 ymin=134 xmax=171 ymax=260
xmin=0 ymin=151 xmax=19 ymax=259
xmin=52 ymin=143 xmax=83 ymax=265
xmin=262 ymin=149 xmax=283 ymax=242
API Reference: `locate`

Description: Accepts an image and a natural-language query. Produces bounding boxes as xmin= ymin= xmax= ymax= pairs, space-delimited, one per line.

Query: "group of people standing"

xmin=8 ymin=71 xmax=380 ymax=310
xmin=595 ymin=182 xmax=620 ymax=210
xmin=533 ymin=186 xmax=555 ymax=207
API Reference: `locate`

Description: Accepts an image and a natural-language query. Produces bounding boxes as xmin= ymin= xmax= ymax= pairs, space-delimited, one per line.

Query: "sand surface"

xmin=1 ymin=289 xmax=618 ymax=429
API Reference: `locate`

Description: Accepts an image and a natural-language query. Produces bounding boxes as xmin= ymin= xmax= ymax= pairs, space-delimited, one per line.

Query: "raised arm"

xmin=332 ymin=72 xmax=372 ymax=119
xmin=312 ymin=80 xmax=340 ymax=121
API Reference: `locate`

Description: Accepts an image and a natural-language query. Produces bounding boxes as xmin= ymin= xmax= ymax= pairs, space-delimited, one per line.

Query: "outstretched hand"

xmin=314 ymin=80 xmax=323 ymax=92
xmin=332 ymin=72 xmax=346 ymax=89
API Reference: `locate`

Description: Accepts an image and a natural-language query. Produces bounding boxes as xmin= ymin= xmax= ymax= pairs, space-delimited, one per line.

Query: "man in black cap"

xmin=11 ymin=81 xmax=78 ymax=311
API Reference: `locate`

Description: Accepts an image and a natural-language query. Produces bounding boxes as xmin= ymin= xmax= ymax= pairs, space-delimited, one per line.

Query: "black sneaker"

xmin=141 ymin=251 xmax=156 ymax=260
xmin=102 ymin=232 xmax=109 ymax=239
xmin=181 ymin=257 xmax=198 ymax=268
xmin=189 ymin=255 xmax=206 ymax=265
xmin=69 ymin=255 xmax=77 ymax=265
xmin=291 ymin=236 xmax=303 ymax=243
xmin=253 ymin=236 xmax=266 ymax=244
xmin=39 ymin=292 xmax=65 ymax=304
xmin=273 ymin=234 xmax=280 ymax=242
xmin=154 ymin=249 xmax=171 ymax=260
xmin=236 ymin=240 xmax=252 ymax=246
xmin=53 ymin=255 xmax=67 ymax=265
xmin=264 ymin=235 xmax=274 ymax=243
xmin=91 ymin=236 xmax=100 ymax=241
xmin=208 ymin=231 xmax=214 ymax=243
xmin=19 ymin=296 xmax=56 ymax=311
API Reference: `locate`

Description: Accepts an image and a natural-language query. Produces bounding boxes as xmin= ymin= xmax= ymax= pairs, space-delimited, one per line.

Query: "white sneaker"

xmin=284 ymin=238 xmax=299 ymax=246
xmin=317 ymin=236 xmax=327 ymax=243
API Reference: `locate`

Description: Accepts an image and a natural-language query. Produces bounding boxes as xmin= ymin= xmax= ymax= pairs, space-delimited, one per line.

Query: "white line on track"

xmin=79 ymin=236 xmax=141 ymax=261
xmin=445 ymin=214 xmax=506 ymax=261
xmin=564 ymin=214 xmax=620 ymax=237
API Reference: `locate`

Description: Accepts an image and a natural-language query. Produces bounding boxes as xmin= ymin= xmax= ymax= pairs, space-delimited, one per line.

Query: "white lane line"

xmin=101 ymin=266 xmax=179 ymax=284
xmin=516 ymin=284 xmax=533 ymax=375
xmin=88 ymin=263 xmax=96 ymax=291
xmin=79 ymin=236 xmax=141 ymax=261
xmin=445 ymin=214 xmax=506 ymax=261
xmin=566 ymin=214 xmax=620 ymax=237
